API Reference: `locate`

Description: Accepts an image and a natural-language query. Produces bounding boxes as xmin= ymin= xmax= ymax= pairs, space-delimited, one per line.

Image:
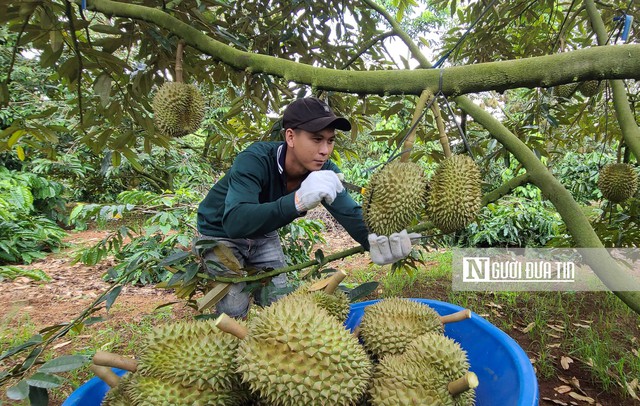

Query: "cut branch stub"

xmin=215 ymin=313 xmax=248 ymax=339
xmin=448 ymin=372 xmax=479 ymax=396
xmin=90 ymin=364 xmax=121 ymax=388
xmin=92 ymin=351 xmax=138 ymax=372
xmin=440 ymin=309 xmax=471 ymax=325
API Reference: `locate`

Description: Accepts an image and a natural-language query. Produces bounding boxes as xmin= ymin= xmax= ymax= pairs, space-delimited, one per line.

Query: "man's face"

xmin=286 ymin=128 xmax=336 ymax=172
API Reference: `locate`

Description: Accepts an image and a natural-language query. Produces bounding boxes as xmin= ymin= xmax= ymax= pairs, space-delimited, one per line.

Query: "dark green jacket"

xmin=197 ymin=142 xmax=370 ymax=249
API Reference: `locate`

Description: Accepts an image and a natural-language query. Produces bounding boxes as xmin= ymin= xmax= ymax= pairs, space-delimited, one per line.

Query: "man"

xmin=195 ymin=97 xmax=416 ymax=318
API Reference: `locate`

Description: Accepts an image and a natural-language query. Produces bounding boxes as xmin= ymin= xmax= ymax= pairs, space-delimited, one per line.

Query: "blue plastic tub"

xmin=346 ymin=299 xmax=539 ymax=406
xmin=65 ymin=298 xmax=538 ymax=405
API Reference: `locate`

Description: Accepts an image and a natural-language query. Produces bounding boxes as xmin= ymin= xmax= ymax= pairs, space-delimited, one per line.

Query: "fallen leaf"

xmin=632 ymin=348 xmax=639 ymax=357
xmin=568 ymin=391 xmax=594 ymax=404
xmin=561 ymin=356 xmax=574 ymax=370
xmin=542 ymin=397 xmax=568 ymax=405
xmin=52 ymin=340 xmax=72 ymax=350
xmin=571 ymin=323 xmax=591 ymax=329
xmin=521 ymin=322 xmax=535 ymax=333
xmin=627 ymin=379 xmax=639 ymax=400
xmin=555 ymin=385 xmax=572 ymax=394
xmin=570 ymin=376 xmax=581 ymax=389
xmin=548 ymin=324 xmax=565 ymax=332
xmin=547 ymin=343 xmax=561 ymax=348
xmin=486 ymin=301 xmax=503 ymax=309
xmin=549 ymin=333 xmax=562 ymax=339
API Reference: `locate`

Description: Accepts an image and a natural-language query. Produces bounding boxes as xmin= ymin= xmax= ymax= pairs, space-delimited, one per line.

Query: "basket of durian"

xmin=64 ymin=274 xmax=538 ymax=406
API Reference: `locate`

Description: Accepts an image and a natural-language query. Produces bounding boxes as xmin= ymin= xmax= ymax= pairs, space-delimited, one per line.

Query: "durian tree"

xmin=2 ymin=0 xmax=640 ymax=316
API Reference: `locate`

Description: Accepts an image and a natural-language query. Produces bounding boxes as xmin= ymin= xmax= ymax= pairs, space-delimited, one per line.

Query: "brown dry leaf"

xmin=571 ymin=323 xmax=591 ymax=329
xmin=570 ymin=376 xmax=581 ymax=389
xmin=548 ymin=333 xmax=562 ymax=339
xmin=548 ymin=324 xmax=565 ymax=332
xmin=568 ymin=392 xmax=594 ymax=404
xmin=554 ymin=385 xmax=572 ymax=394
xmin=627 ymin=379 xmax=639 ymax=400
xmin=486 ymin=301 xmax=503 ymax=309
xmin=547 ymin=343 xmax=561 ymax=348
xmin=521 ymin=322 xmax=535 ymax=333
xmin=632 ymin=348 xmax=639 ymax=357
xmin=52 ymin=340 xmax=72 ymax=350
xmin=559 ymin=376 xmax=570 ymax=384
xmin=560 ymin=356 xmax=574 ymax=370
xmin=542 ymin=398 xmax=569 ymax=405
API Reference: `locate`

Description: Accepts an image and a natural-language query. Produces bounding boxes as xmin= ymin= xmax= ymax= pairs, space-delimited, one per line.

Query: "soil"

xmin=1 ymin=229 xmax=639 ymax=406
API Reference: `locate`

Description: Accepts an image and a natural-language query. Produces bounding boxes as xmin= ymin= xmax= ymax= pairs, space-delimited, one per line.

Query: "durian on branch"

xmin=72 ymin=0 xmax=640 ymax=96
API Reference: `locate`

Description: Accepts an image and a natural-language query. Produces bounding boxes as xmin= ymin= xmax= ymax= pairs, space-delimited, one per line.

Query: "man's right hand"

xmin=294 ymin=170 xmax=344 ymax=212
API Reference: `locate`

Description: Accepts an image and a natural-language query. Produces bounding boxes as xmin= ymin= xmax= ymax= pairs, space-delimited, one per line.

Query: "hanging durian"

xmin=362 ymin=160 xmax=427 ymax=236
xmin=369 ymin=333 xmax=477 ymax=406
xmin=426 ymin=155 xmax=482 ymax=233
xmin=598 ymin=163 xmax=639 ymax=203
xmin=216 ymin=295 xmax=372 ymax=406
xmin=577 ymin=80 xmax=601 ymax=97
xmin=289 ymin=270 xmax=351 ymax=322
xmin=153 ymin=41 xmax=205 ymax=137
xmin=553 ymin=83 xmax=578 ymax=99
xmin=358 ymin=297 xmax=471 ymax=359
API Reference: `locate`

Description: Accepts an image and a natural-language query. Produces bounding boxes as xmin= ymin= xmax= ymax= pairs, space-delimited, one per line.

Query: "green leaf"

xmin=347 ymin=281 xmax=379 ymax=302
xmin=94 ymin=73 xmax=112 ymax=108
xmin=26 ymin=372 xmax=63 ymax=389
xmin=28 ymin=385 xmax=49 ymax=406
xmin=6 ymin=380 xmax=29 ymax=400
xmin=159 ymin=251 xmax=191 ymax=266
xmin=104 ymin=286 xmax=122 ymax=311
xmin=16 ymin=145 xmax=25 ymax=161
xmin=38 ymin=355 xmax=90 ymax=373
xmin=0 ymin=335 xmax=43 ymax=361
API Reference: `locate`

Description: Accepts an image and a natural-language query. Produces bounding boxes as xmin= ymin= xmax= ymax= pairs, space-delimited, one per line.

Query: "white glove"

xmin=294 ymin=170 xmax=344 ymax=212
xmin=369 ymin=229 xmax=421 ymax=265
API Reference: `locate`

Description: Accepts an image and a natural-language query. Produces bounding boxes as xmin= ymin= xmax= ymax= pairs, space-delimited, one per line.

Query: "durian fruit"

xmin=153 ymin=82 xmax=205 ymax=137
xmin=553 ymin=83 xmax=578 ymax=99
xmin=216 ymin=295 xmax=373 ymax=406
xmin=358 ymin=297 xmax=471 ymax=359
xmin=289 ymin=270 xmax=351 ymax=322
xmin=369 ymin=333 xmax=477 ymax=406
xmin=598 ymin=163 xmax=639 ymax=203
xmin=95 ymin=367 xmax=133 ymax=406
xmin=577 ymin=80 xmax=601 ymax=97
xmin=426 ymin=155 xmax=482 ymax=234
xmin=136 ymin=319 xmax=243 ymax=392
xmin=362 ymin=160 xmax=427 ymax=236
xmin=124 ymin=373 xmax=244 ymax=406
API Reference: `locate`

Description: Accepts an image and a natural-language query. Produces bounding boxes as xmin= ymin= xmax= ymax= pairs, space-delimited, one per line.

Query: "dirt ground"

xmin=1 ymin=229 xmax=638 ymax=405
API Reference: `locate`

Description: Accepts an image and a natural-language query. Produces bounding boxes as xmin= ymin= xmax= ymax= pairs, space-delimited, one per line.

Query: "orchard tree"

xmin=1 ymin=0 xmax=640 ymax=312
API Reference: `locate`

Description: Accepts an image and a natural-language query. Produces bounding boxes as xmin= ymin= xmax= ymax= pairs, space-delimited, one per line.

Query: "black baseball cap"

xmin=282 ymin=97 xmax=351 ymax=132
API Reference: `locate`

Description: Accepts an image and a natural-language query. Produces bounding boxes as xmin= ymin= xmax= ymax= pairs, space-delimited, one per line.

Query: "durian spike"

xmin=90 ymin=364 xmax=121 ymax=388
xmin=215 ymin=313 xmax=248 ymax=339
xmin=324 ymin=270 xmax=347 ymax=294
xmin=93 ymin=351 xmax=138 ymax=372
xmin=447 ymin=372 xmax=479 ymax=396
xmin=440 ymin=309 xmax=471 ymax=324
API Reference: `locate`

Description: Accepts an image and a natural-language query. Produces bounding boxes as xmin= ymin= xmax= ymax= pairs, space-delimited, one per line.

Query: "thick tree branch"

xmin=482 ymin=173 xmax=530 ymax=206
xmin=74 ymin=0 xmax=640 ymax=96
xmin=585 ymin=0 xmax=640 ymax=161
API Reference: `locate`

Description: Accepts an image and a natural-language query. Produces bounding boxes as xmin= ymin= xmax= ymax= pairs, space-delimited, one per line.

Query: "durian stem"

xmin=324 ymin=270 xmax=347 ymax=294
xmin=215 ymin=313 xmax=248 ymax=339
xmin=429 ymin=92 xmax=452 ymax=158
xmin=90 ymin=364 xmax=121 ymax=388
xmin=92 ymin=351 xmax=138 ymax=372
xmin=175 ymin=40 xmax=185 ymax=83
xmin=448 ymin=372 xmax=479 ymax=396
xmin=440 ymin=309 xmax=471 ymax=324
xmin=401 ymin=90 xmax=430 ymax=162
